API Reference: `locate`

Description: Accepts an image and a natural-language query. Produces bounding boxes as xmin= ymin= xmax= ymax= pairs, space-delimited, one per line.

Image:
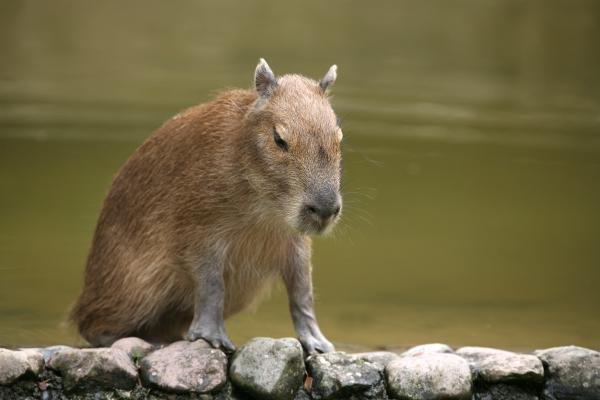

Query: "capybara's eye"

xmin=273 ymin=128 xmax=288 ymax=151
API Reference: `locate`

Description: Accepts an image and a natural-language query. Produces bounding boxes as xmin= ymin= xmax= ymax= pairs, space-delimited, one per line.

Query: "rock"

xmin=211 ymin=382 xmax=245 ymax=400
xmin=351 ymin=351 xmax=399 ymax=371
xmin=0 ymin=348 xmax=44 ymax=385
xmin=456 ymin=346 xmax=544 ymax=384
xmin=386 ymin=353 xmax=472 ymax=400
xmin=402 ymin=343 xmax=454 ymax=357
xmin=294 ymin=388 xmax=313 ymax=400
xmin=229 ymin=337 xmax=304 ymax=400
xmin=307 ymin=351 xmax=386 ymax=399
xmin=14 ymin=349 xmax=44 ymax=375
xmin=111 ymin=337 xmax=154 ymax=361
xmin=22 ymin=350 xmax=44 ymax=376
xmin=140 ymin=340 xmax=227 ymax=394
xmin=474 ymin=383 xmax=540 ymax=400
xmin=38 ymin=345 xmax=75 ymax=363
xmin=535 ymin=345 xmax=600 ymax=400
xmin=48 ymin=347 xmax=138 ymax=391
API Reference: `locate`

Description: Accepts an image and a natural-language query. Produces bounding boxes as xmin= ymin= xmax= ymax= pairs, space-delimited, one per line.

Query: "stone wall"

xmin=0 ymin=337 xmax=598 ymax=399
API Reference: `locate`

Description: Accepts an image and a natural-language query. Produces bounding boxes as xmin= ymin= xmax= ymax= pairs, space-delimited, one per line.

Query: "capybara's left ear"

xmin=319 ymin=64 xmax=337 ymax=92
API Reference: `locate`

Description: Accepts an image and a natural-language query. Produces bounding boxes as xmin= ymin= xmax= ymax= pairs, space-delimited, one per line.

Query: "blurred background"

xmin=1 ymin=0 xmax=599 ymax=351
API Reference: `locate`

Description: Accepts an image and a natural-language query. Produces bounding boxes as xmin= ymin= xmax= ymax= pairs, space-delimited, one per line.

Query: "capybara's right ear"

xmin=255 ymin=58 xmax=277 ymax=98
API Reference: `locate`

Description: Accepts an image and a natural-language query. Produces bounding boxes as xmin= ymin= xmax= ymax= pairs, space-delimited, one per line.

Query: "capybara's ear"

xmin=319 ymin=64 xmax=337 ymax=92
xmin=255 ymin=58 xmax=277 ymax=98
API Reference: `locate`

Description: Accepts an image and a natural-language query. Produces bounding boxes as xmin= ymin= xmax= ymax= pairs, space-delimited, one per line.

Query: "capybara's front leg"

xmin=185 ymin=257 xmax=235 ymax=352
xmin=283 ymin=246 xmax=334 ymax=355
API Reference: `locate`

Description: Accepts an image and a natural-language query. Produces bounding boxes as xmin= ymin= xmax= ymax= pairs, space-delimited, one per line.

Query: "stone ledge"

xmin=0 ymin=339 xmax=598 ymax=400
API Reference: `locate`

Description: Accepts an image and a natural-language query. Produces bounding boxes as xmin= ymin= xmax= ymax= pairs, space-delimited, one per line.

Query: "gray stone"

xmin=307 ymin=351 xmax=386 ymax=399
xmin=111 ymin=337 xmax=154 ymax=361
xmin=350 ymin=351 xmax=399 ymax=371
xmin=0 ymin=348 xmax=44 ymax=385
xmin=535 ymin=345 xmax=600 ymax=400
xmin=294 ymin=389 xmax=313 ymax=400
xmin=48 ymin=347 xmax=138 ymax=391
xmin=229 ymin=337 xmax=304 ymax=400
xmin=474 ymin=383 xmax=540 ymax=400
xmin=38 ymin=345 xmax=76 ymax=363
xmin=402 ymin=343 xmax=454 ymax=357
xmin=140 ymin=340 xmax=227 ymax=394
xmin=386 ymin=353 xmax=472 ymax=400
xmin=456 ymin=346 xmax=544 ymax=383
xmin=212 ymin=382 xmax=246 ymax=400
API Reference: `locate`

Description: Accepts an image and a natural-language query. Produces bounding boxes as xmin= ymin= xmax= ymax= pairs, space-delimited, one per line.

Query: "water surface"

xmin=1 ymin=0 xmax=599 ymax=350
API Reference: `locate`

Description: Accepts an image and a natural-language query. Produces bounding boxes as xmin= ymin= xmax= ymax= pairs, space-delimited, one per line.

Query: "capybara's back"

xmin=72 ymin=59 xmax=343 ymax=353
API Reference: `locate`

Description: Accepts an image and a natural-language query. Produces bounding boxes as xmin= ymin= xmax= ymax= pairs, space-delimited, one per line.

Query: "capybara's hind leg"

xmin=77 ymin=265 xmax=195 ymax=346
xmin=135 ymin=305 xmax=194 ymax=345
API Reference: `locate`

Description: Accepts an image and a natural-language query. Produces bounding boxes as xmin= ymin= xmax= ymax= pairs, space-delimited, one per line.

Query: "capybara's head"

xmin=244 ymin=59 xmax=343 ymax=235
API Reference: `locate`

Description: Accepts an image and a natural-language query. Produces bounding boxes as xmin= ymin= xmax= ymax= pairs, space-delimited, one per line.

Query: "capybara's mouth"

xmin=297 ymin=209 xmax=340 ymax=235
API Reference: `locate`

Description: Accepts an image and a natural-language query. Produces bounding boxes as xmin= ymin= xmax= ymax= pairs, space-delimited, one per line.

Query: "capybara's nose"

xmin=305 ymin=201 xmax=341 ymax=220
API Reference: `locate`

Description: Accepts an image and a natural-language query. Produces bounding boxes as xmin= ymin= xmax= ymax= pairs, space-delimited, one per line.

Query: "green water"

xmin=1 ymin=0 xmax=599 ymax=351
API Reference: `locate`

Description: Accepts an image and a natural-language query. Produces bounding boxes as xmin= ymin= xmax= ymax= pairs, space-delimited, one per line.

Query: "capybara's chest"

xmin=220 ymin=224 xmax=295 ymax=315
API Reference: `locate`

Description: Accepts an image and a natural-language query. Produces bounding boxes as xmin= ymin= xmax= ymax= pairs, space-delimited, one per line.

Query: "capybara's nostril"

xmin=332 ymin=205 xmax=341 ymax=217
xmin=305 ymin=203 xmax=340 ymax=220
xmin=305 ymin=204 xmax=319 ymax=216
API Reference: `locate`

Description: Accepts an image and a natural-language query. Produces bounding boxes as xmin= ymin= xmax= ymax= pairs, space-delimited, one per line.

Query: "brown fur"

xmin=71 ymin=70 xmax=342 ymax=346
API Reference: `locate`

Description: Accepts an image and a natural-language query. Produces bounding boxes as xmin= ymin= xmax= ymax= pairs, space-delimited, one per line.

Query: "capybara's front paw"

xmin=299 ymin=333 xmax=335 ymax=355
xmin=185 ymin=327 xmax=236 ymax=353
